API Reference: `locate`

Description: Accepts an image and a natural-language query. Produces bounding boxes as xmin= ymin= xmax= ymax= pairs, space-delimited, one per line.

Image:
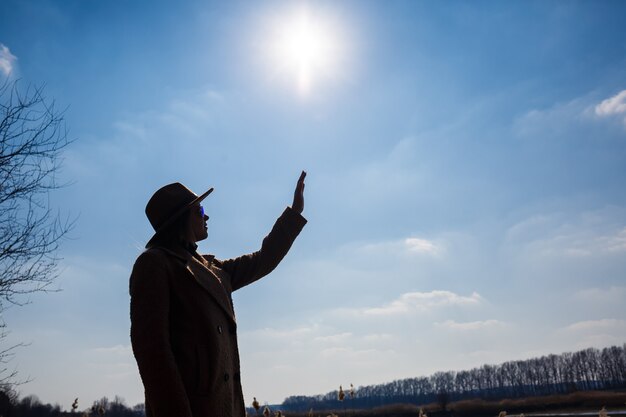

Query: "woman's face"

xmin=189 ymin=204 xmax=209 ymax=242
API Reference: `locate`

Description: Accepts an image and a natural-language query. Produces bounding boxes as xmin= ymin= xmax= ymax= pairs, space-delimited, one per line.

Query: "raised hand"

xmin=291 ymin=170 xmax=306 ymax=214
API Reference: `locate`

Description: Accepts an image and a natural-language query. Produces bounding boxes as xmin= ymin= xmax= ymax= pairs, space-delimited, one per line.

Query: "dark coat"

xmin=130 ymin=207 xmax=306 ymax=417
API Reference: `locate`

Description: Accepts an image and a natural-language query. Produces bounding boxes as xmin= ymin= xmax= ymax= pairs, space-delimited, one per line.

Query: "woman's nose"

xmin=204 ymin=214 xmax=209 ymax=221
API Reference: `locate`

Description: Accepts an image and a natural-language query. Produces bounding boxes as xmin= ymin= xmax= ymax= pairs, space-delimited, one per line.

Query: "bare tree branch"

xmin=0 ymin=79 xmax=74 ymax=385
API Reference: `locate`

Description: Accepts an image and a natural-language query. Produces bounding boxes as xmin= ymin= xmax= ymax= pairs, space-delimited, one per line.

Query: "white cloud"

xmin=313 ymin=332 xmax=352 ymax=343
xmin=574 ymin=286 xmax=626 ymax=304
xmin=405 ymin=238 xmax=441 ymax=255
xmin=513 ymin=97 xmax=588 ymax=138
xmin=92 ymin=344 xmax=133 ymax=356
xmin=595 ymin=90 xmax=626 ymax=126
xmin=544 ymin=225 xmax=626 ymax=257
xmin=319 ymin=346 xmax=389 ymax=359
xmin=0 ymin=44 xmax=17 ymax=76
xmin=362 ymin=333 xmax=393 ymax=342
xmin=602 ymin=227 xmax=626 ymax=252
xmin=505 ymin=214 xmax=553 ymax=241
xmin=565 ymin=318 xmax=626 ymax=332
xmin=245 ymin=325 xmax=317 ymax=341
xmin=512 ymin=89 xmax=626 ymax=137
xmin=355 ymin=237 xmax=444 ymax=258
xmin=354 ymin=290 xmax=483 ymax=317
xmin=558 ymin=318 xmax=626 ymax=350
xmin=435 ymin=319 xmax=504 ymax=331
xmin=113 ymin=88 xmax=223 ymax=139
xmin=112 ymin=121 xmax=147 ymax=140
xmin=243 ymin=322 xmax=396 ymax=353
xmin=506 ymin=208 xmax=626 ymax=259
xmin=87 ymin=344 xmax=136 ymax=375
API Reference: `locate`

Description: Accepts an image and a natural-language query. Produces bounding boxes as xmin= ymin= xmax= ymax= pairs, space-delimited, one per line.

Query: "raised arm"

xmin=220 ymin=171 xmax=307 ymax=290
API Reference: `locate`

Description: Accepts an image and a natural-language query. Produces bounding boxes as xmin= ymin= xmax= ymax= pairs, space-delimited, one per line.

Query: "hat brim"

xmin=145 ymin=187 xmax=213 ymax=248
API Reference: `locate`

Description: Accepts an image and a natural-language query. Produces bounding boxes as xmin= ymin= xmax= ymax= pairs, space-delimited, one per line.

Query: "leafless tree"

xmin=282 ymin=344 xmax=626 ymax=411
xmin=0 ymin=79 xmax=73 ymax=385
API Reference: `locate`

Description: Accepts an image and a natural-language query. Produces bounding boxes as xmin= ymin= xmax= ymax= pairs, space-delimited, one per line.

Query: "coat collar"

xmin=153 ymin=244 xmax=235 ymax=323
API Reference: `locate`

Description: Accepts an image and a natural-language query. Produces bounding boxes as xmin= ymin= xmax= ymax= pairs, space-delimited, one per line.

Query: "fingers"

xmin=291 ymin=170 xmax=306 ymax=214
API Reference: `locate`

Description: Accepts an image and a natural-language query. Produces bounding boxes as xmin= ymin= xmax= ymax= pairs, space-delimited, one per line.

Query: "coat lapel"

xmin=186 ymin=256 xmax=236 ymax=321
xmin=157 ymin=246 xmax=236 ymax=322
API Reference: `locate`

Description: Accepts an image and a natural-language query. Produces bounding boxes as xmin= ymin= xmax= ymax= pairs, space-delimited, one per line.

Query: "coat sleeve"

xmin=219 ymin=207 xmax=307 ymax=291
xmin=129 ymin=250 xmax=193 ymax=417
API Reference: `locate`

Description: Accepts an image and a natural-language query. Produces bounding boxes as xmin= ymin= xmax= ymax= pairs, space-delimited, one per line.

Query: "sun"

xmin=267 ymin=7 xmax=343 ymax=95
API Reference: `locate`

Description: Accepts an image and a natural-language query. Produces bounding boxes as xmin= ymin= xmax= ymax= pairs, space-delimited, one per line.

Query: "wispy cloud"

xmin=245 ymin=325 xmax=317 ymax=341
xmin=539 ymin=225 xmax=626 ymax=258
xmin=574 ymin=286 xmax=626 ymax=304
xmin=319 ymin=346 xmax=390 ymax=359
xmin=0 ymin=44 xmax=17 ymax=76
xmin=313 ymin=332 xmax=352 ymax=343
xmin=112 ymin=87 xmax=225 ymax=141
xmin=405 ymin=238 xmax=440 ymax=255
xmin=245 ymin=324 xmax=389 ymax=352
xmin=351 ymin=290 xmax=483 ymax=317
xmin=565 ymin=318 xmax=626 ymax=332
xmin=512 ymin=89 xmax=626 ymax=137
xmin=356 ymin=237 xmax=444 ymax=258
xmin=559 ymin=318 xmax=626 ymax=350
xmin=362 ymin=333 xmax=394 ymax=342
xmin=436 ymin=319 xmax=504 ymax=331
xmin=595 ymin=90 xmax=626 ymax=127
xmin=603 ymin=227 xmax=626 ymax=252
xmin=91 ymin=344 xmax=133 ymax=355
xmin=513 ymin=97 xmax=588 ymax=138
xmin=505 ymin=208 xmax=626 ymax=259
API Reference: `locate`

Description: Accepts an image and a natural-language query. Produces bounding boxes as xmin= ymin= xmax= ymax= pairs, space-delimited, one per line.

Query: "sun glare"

xmin=267 ymin=7 xmax=344 ymax=96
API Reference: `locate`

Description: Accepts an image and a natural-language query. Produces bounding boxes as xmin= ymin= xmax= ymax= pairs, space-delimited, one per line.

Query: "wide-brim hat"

xmin=145 ymin=182 xmax=213 ymax=248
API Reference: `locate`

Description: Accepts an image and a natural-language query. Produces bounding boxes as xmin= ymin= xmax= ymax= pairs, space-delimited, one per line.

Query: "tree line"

xmin=0 ymin=344 xmax=624 ymax=415
xmin=281 ymin=343 xmax=626 ymax=412
xmin=0 ymin=392 xmax=144 ymax=417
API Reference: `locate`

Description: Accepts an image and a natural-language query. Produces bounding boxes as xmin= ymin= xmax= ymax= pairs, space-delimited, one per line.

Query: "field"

xmin=275 ymin=391 xmax=626 ymax=417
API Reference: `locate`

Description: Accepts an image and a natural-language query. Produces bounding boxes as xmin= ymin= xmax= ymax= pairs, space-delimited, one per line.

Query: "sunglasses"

xmin=198 ymin=206 xmax=206 ymax=218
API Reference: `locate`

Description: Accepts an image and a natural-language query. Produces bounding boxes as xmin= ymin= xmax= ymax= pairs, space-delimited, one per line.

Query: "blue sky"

xmin=1 ymin=0 xmax=626 ymax=411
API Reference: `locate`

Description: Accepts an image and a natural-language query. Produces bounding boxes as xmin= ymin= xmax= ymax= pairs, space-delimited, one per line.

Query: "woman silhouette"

xmin=130 ymin=171 xmax=307 ymax=417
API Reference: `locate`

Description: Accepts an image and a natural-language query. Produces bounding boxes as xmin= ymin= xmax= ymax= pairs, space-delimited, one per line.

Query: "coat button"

xmin=224 ymin=373 xmax=230 ymax=382
xmin=217 ymin=325 xmax=223 ymax=334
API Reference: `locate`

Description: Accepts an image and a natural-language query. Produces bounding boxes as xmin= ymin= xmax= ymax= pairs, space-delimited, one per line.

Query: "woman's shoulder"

xmin=132 ymin=248 xmax=166 ymax=271
xmin=137 ymin=247 xmax=168 ymax=261
xmin=142 ymin=246 xmax=191 ymax=262
xmin=133 ymin=247 xmax=185 ymax=273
